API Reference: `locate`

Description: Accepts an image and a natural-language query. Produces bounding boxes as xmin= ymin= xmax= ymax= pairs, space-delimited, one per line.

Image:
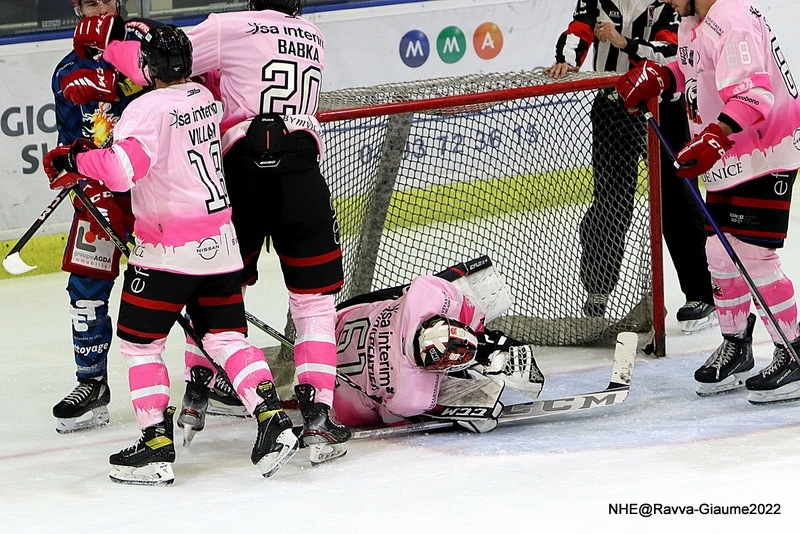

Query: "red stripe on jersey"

xmin=654 ymin=29 xmax=678 ymax=45
xmin=121 ymin=292 xmax=184 ymax=312
xmin=287 ymin=278 xmax=344 ymax=295
xmin=280 ymin=248 xmax=342 ymax=267
xmin=705 ymin=225 xmax=788 ymax=239
xmin=567 ymin=20 xmax=595 ymax=48
xmin=197 ymin=294 xmax=244 ymax=307
xmin=728 ymin=197 xmax=791 ymax=210
xmin=208 ymin=326 xmax=248 ymax=334
xmin=117 ymin=323 xmax=165 ymax=340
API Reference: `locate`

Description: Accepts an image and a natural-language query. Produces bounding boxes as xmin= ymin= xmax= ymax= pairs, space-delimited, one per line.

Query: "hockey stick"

xmin=2 ymin=189 xmax=70 ymax=275
xmin=641 ymin=108 xmax=800 ymax=364
xmin=342 ymin=331 xmax=637 ymax=440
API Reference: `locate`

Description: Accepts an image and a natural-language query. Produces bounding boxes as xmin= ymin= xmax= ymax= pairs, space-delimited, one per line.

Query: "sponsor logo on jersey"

xmin=197 ymin=237 xmax=220 ymax=260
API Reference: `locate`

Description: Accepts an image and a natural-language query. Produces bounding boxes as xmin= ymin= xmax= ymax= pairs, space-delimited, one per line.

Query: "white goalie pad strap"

xmin=449 ymin=262 xmax=512 ymax=322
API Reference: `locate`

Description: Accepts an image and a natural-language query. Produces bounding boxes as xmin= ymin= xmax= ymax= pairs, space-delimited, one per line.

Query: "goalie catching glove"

xmin=43 ymin=138 xmax=98 ymax=189
xmin=674 ymin=123 xmax=734 ymax=178
xmin=483 ymin=345 xmax=544 ymax=398
xmin=61 ymin=68 xmax=118 ymax=105
xmin=616 ymin=60 xmax=673 ymax=114
xmin=73 ymin=14 xmax=126 ymax=60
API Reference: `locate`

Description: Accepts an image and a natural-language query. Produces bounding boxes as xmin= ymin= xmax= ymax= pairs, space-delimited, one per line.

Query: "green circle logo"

xmin=437 ymin=26 xmax=467 ymax=64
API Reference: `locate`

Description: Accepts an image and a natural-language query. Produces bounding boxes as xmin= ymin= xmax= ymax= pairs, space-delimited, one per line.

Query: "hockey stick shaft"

xmin=642 ymin=108 xmax=799 ymax=363
xmin=2 ymin=189 xmax=71 ymax=275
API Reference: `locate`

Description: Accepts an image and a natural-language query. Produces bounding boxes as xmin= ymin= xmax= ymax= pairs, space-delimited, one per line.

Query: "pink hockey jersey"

xmin=75 ymin=82 xmax=242 ymax=276
xmin=667 ymin=0 xmax=800 ymax=191
xmin=187 ymin=10 xmax=325 ymax=157
xmin=332 ymin=276 xmax=485 ymax=427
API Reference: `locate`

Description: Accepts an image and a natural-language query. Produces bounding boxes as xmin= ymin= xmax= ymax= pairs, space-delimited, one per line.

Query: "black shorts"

xmin=705 ymin=170 xmax=796 ymax=248
xmin=116 ymin=264 xmax=247 ymax=344
xmin=223 ymin=132 xmax=344 ymax=295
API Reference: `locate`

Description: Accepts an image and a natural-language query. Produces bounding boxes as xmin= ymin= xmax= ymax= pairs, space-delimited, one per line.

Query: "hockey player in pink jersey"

xmin=617 ymin=0 xmax=800 ymax=404
xmin=43 ymin=25 xmax=298 ymax=485
xmin=332 ymin=275 xmax=544 ymax=432
xmin=81 ymin=0 xmax=351 ymax=464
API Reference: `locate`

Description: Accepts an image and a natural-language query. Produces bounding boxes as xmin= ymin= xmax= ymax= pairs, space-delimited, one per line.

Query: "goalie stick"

xmin=307 ymin=331 xmax=637 ymax=442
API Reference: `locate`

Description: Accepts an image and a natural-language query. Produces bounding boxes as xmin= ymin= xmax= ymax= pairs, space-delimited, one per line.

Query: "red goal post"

xmin=315 ymin=70 xmax=666 ymax=355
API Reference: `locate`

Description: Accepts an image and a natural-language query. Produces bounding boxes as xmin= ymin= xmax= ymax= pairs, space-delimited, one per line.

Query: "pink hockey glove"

xmin=675 ymin=123 xmax=734 ymax=178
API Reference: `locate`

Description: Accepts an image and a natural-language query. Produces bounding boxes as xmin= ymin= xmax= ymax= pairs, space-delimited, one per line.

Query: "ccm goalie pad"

xmin=424 ymin=372 xmax=504 ymax=433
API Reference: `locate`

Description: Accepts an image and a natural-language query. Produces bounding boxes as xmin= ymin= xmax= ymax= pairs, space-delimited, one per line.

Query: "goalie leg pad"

xmin=449 ymin=261 xmax=512 ymax=322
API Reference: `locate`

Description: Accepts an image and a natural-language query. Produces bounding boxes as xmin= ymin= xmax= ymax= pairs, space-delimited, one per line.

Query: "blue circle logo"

xmin=399 ymin=30 xmax=430 ymax=68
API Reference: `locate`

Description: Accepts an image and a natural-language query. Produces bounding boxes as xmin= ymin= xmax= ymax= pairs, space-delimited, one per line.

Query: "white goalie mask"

xmin=414 ymin=316 xmax=478 ymax=372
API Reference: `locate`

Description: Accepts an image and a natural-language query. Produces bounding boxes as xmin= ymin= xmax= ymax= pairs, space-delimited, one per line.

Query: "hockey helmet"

xmin=414 ymin=316 xmax=478 ymax=372
xmin=249 ymin=0 xmax=303 ymax=16
xmin=140 ymin=25 xmax=193 ymax=86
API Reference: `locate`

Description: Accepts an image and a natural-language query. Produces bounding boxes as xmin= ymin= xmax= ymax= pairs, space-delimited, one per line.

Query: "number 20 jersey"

xmin=186 ymin=10 xmax=326 ymax=158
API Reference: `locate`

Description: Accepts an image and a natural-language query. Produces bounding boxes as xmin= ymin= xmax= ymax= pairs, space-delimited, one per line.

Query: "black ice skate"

xmin=746 ymin=341 xmax=800 ymax=405
xmin=677 ymin=301 xmax=718 ymax=335
xmin=177 ymin=366 xmax=213 ymax=447
xmin=109 ymin=406 xmax=176 ymax=486
xmin=694 ymin=313 xmax=756 ymax=396
xmin=295 ymin=384 xmax=351 ymax=466
xmin=52 ymin=377 xmax=110 ymax=434
xmin=207 ymin=372 xmax=249 ymax=417
xmin=251 ymin=381 xmax=298 ymax=477
xmin=583 ymin=293 xmax=608 ymax=318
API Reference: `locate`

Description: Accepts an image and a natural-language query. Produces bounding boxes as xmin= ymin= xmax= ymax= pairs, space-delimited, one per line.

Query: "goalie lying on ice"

xmin=332 ymin=275 xmax=543 ymax=433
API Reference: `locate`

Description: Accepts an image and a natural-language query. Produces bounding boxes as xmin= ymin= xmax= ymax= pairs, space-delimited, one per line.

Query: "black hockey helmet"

xmin=140 ymin=25 xmax=192 ymax=86
xmin=249 ymin=0 xmax=303 ymax=17
xmin=414 ymin=315 xmax=478 ymax=372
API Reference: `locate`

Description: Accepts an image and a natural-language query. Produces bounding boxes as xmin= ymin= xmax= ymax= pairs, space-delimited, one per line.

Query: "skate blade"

xmin=207 ymin=400 xmax=250 ymax=418
xmin=55 ymin=406 xmax=110 ymax=434
xmin=109 ymin=462 xmax=174 ymax=486
xmin=258 ymin=430 xmax=299 ymax=478
xmin=747 ymin=383 xmax=800 ymax=405
xmin=308 ymin=442 xmax=347 ymax=467
xmin=182 ymin=425 xmax=199 ymax=447
xmin=695 ymin=375 xmax=747 ymax=397
xmin=680 ymin=312 xmax=719 ymax=334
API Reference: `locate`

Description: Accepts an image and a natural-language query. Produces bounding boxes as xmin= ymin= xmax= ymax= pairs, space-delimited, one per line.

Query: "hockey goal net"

xmin=315 ymin=70 xmax=664 ymax=350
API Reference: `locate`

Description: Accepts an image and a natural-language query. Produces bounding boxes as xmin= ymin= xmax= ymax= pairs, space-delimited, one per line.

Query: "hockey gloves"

xmin=43 ymin=138 xmax=98 ymax=189
xmin=73 ymin=181 xmax=127 ymax=240
xmin=73 ymin=14 xmax=126 ymax=60
xmin=616 ymin=60 xmax=673 ymax=114
xmin=61 ymin=67 xmax=119 ymax=105
xmin=675 ymin=123 xmax=734 ymax=178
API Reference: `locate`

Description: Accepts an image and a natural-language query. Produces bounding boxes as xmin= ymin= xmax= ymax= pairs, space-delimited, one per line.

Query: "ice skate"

xmin=176 ymin=366 xmax=213 ymax=446
xmin=109 ymin=406 xmax=176 ymax=486
xmin=207 ymin=372 xmax=249 ymax=417
xmin=694 ymin=314 xmax=755 ymax=396
xmin=295 ymin=384 xmax=351 ymax=466
xmin=583 ymin=293 xmax=608 ymax=317
xmin=484 ymin=345 xmax=545 ymax=398
xmin=677 ymin=301 xmax=718 ymax=334
xmin=53 ymin=377 xmax=111 ymax=434
xmin=251 ymin=381 xmax=298 ymax=477
xmin=746 ymin=341 xmax=800 ymax=405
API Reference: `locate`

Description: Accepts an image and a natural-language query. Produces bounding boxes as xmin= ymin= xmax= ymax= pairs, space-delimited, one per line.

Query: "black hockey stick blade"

xmin=3 ymin=188 xmax=71 ymax=275
xmin=499 ymin=331 xmax=636 ymax=424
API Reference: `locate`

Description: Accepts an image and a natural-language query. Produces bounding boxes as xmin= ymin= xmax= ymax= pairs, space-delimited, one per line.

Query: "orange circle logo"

xmin=473 ymin=22 xmax=503 ymax=60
